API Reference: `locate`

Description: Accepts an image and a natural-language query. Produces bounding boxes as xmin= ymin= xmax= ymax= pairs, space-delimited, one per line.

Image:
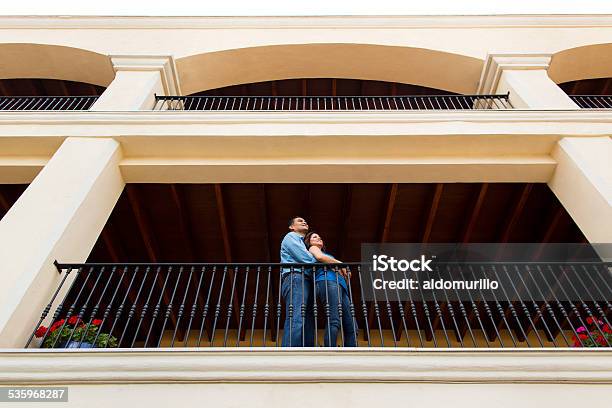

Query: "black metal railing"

xmin=153 ymin=94 xmax=513 ymax=111
xmin=26 ymin=261 xmax=612 ymax=349
xmin=0 ymin=96 xmax=99 ymax=111
xmin=570 ymin=95 xmax=612 ymax=109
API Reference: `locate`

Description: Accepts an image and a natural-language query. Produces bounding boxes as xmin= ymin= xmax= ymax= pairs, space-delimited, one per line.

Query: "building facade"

xmin=0 ymin=14 xmax=611 ymax=407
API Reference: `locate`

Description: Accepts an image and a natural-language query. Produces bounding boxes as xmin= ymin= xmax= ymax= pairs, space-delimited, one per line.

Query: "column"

xmin=478 ymin=54 xmax=579 ymax=109
xmin=548 ymin=137 xmax=612 ymax=243
xmin=0 ymin=137 xmax=124 ymax=347
xmin=91 ymin=55 xmax=181 ymax=110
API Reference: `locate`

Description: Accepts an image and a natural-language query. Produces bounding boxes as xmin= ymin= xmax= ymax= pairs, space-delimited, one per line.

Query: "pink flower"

xmin=576 ymin=326 xmax=586 ymax=333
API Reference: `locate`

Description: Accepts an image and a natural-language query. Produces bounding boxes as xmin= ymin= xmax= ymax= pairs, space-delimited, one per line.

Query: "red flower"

xmin=596 ymin=336 xmax=608 ymax=347
xmin=49 ymin=319 xmax=65 ymax=333
xmin=586 ymin=317 xmax=594 ymax=325
xmin=578 ymin=333 xmax=588 ymax=340
xmin=67 ymin=316 xmax=79 ymax=325
xmin=92 ymin=319 xmax=102 ymax=326
xmin=603 ymin=324 xmax=611 ymax=334
xmin=35 ymin=326 xmax=48 ymax=338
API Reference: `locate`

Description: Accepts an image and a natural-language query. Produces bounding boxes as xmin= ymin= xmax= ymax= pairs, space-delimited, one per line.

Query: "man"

xmin=280 ymin=216 xmax=316 ymax=347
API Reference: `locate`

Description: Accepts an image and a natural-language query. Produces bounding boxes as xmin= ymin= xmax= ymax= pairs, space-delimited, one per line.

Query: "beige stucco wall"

xmin=5 ymin=383 xmax=612 ymax=408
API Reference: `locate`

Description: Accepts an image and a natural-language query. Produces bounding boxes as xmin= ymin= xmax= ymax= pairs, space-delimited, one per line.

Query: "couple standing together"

xmin=279 ymin=216 xmax=357 ymax=347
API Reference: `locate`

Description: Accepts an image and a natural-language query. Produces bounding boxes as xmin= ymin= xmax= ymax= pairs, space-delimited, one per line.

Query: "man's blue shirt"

xmin=280 ymin=232 xmax=315 ymax=276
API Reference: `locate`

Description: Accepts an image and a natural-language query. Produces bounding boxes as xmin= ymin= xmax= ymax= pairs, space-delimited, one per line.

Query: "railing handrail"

xmin=156 ymin=93 xmax=510 ymax=99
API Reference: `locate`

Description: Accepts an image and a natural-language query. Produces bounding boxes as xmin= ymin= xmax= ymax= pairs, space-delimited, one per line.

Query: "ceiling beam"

xmin=422 ymin=183 xmax=444 ymax=243
xmin=461 ymin=183 xmax=488 ymax=243
xmin=338 ymin=184 xmax=352 ymax=260
xmin=170 ymin=184 xmax=196 ymax=261
xmin=500 ymin=183 xmax=533 ymax=243
xmin=213 ymin=183 xmax=242 ymax=335
xmin=214 ymin=184 xmax=232 ymax=263
xmin=0 ymin=189 xmax=10 ymax=213
xmin=126 ymin=185 xmax=178 ymax=331
xmin=380 ymin=183 xmax=398 ymax=243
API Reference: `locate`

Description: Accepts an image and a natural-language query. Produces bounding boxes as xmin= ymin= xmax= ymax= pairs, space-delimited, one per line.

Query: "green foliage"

xmin=42 ymin=324 xmax=118 ymax=348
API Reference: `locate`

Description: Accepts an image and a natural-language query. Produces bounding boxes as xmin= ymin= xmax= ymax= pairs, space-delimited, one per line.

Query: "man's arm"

xmin=281 ymin=233 xmax=315 ymax=264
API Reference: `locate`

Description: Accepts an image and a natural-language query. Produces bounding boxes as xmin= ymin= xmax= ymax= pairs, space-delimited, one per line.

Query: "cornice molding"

xmin=1 ymin=349 xmax=611 ymax=384
xmin=477 ymin=53 xmax=553 ymax=94
xmin=0 ymin=15 xmax=611 ymax=29
xmin=110 ymin=55 xmax=182 ymax=95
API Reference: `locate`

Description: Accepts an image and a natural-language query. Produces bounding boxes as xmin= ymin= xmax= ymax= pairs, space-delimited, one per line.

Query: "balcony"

xmin=27 ymin=259 xmax=612 ymax=349
xmin=0 ymin=78 xmax=104 ymax=111
xmin=153 ymin=94 xmax=512 ymax=111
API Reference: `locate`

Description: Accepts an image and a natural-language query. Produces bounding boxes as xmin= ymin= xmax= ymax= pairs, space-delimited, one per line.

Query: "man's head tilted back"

xmin=288 ymin=216 xmax=309 ymax=236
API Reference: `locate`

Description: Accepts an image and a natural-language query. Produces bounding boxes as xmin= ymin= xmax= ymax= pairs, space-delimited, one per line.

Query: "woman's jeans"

xmin=316 ymin=279 xmax=357 ymax=347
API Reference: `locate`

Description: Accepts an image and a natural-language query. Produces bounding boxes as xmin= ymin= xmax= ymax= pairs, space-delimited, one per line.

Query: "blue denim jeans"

xmin=281 ymin=272 xmax=315 ymax=347
xmin=316 ymin=279 xmax=357 ymax=347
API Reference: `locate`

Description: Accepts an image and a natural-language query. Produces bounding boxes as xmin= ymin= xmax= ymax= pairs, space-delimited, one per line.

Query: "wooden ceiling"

xmin=85 ymin=183 xmax=585 ymax=264
xmin=559 ymin=77 xmax=612 ymax=95
xmin=0 ymin=78 xmax=105 ymax=97
xmin=192 ymin=78 xmax=456 ymax=97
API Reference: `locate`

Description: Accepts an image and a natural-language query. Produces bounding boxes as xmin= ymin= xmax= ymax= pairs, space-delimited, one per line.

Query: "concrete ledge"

xmin=1 ymin=348 xmax=611 ymax=384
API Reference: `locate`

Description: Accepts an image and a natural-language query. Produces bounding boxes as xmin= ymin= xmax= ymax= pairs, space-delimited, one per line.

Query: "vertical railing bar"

xmin=223 ymin=266 xmax=239 ymax=347
xmin=324 ymin=267 xmax=332 ymax=346
xmin=171 ymin=266 xmax=194 ymax=347
xmin=467 ymin=264 xmax=503 ymax=347
xmin=390 ymin=269 xmax=411 ymax=347
xmin=25 ymin=266 xmax=78 ymax=348
xmin=345 ymin=265 xmax=358 ymax=347
xmin=130 ymin=266 xmax=159 ymax=348
xmin=312 ymin=264 xmax=318 ymax=347
xmin=236 ymin=266 xmax=250 ymax=347
xmin=157 ymin=265 xmax=183 ymax=347
xmin=275 ymin=268 xmax=283 ymax=347
xmin=356 ymin=265 xmax=372 ymax=347
xmin=184 ymin=266 xmax=206 ymax=347
xmin=477 ymin=265 xmax=517 ymax=347
xmin=262 ymin=266 xmax=272 ymax=346
xmin=144 ymin=266 xmax=172 ymax=348
xmin=249 ymin=266 xmax=260 ymax=347
xmin=209 ymin=266 xmax=228 ymax=346
xmin=401 ymin=268 xmax=424 ymax=347
xmin=380 ymin=269 xmax=397 ymax=347
xmin=300 ymin=266 xmax=306 ymax=346
xmin=335 ymin=267 xmax=345 ymax=347
xmin=197 ymin=266 xmax=216 ymax=347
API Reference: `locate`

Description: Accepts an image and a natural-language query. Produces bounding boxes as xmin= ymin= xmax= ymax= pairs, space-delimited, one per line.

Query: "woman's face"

xmin=309 ymin=233 xmax=324 ymax=248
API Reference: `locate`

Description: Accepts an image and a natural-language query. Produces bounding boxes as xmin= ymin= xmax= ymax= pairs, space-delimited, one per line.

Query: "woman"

xmin=303 ymin=232 xmax=357 ymax=347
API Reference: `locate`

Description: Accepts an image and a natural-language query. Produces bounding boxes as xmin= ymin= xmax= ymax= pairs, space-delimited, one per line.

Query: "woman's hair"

xmin=303 ymin=231 xmax=325 ymax=251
